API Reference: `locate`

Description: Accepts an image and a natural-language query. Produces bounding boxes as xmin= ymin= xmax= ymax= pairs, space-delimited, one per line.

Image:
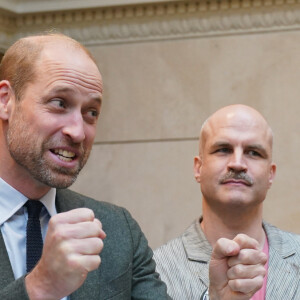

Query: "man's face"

xmin=194 ymin=109 xmax=276 ymax=210
xmin=6 ymin=43 xmax=103 ymax=189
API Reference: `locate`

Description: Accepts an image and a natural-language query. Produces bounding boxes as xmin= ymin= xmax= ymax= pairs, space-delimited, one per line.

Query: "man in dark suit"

xmin=0 ymin=34 xmax=168 ymax=299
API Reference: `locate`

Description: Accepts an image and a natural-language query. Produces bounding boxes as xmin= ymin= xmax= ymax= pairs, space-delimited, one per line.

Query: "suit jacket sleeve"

xmin=0 ymin=276 xmax=29 ymax=300
xmin=122 ymin=208 xmax=170 ymax=299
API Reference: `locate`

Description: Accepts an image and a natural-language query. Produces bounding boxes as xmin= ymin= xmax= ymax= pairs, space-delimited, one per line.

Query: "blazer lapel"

xmin=0 ymin=230 xmax=15 ymax=287
xmin=182 ymin=220 xmax=211 ymax=287
xmin=266 ymin=249 xmax=300 ymax=299
xmin=264 ymin=222 xmax=300 ymax=299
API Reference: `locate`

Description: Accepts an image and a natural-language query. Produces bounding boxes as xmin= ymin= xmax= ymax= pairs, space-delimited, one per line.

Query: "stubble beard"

xmin=6 ymin=113 xmax=90 ymax=189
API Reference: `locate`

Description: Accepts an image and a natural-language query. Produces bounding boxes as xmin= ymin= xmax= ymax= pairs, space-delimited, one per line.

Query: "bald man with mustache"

xmin=154 ymin=104 xmax=300 ymax=300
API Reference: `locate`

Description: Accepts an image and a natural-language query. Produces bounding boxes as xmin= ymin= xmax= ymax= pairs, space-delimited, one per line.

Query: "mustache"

xmin=219 ymin=170 xmax=254 ymax=186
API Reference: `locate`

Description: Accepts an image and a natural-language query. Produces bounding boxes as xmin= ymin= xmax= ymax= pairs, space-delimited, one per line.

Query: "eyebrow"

xmin=49 ymin=86 xmax=102 ymax=105
xmin=210 ymin=141 xmax=232 ymax=149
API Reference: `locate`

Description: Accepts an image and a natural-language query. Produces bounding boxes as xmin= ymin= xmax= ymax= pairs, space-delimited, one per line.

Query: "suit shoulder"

xmin=56 ymin=188 xmax=130 ymax=218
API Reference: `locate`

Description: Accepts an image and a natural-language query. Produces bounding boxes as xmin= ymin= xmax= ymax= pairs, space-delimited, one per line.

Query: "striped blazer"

xmin=154 ymin=219 xmax=300 ymax=300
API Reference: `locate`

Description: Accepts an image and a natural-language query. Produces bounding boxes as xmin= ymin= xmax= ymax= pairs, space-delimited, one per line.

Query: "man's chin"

xmin=35 ymin=171 xmax=78 ymax=189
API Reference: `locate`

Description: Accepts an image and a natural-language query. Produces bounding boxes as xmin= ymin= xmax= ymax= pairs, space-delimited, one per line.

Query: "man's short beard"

xmin=29 ymin=156 xmax=80 ymax=188
xmin=7 ymin=137 xmax=83 ymax=189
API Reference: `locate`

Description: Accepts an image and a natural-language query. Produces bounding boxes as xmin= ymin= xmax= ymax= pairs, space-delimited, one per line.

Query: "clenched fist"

xmin=25 ymin=208 xmax=106 ymax=300
xmin=208 ymin=234 xmax=267 ymax=300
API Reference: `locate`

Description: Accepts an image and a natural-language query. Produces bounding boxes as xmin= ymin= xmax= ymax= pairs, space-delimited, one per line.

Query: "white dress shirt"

xmin=0 ymin=177 xmax=68 ymax=300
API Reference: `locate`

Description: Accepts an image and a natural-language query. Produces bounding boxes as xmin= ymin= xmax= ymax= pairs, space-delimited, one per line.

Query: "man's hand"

xmin=25 ymin=208 xmax=106 ymax=300
xmin=209 ymin=234 xmax=267 ymax=300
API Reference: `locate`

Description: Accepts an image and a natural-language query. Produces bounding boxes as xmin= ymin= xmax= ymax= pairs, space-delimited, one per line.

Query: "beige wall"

xmin=1 ymin=0 xmax=300 ymax=249
xmin=72 ymin=31 xmax=300 ymax=248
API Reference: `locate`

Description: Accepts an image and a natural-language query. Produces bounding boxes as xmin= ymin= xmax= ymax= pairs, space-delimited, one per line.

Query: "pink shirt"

xmin=250 ymin=237 xmax=269 ymax=300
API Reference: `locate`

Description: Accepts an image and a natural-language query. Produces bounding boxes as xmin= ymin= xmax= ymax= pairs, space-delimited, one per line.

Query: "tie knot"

xmin=26 ymin=200 xmax=43 ymax=218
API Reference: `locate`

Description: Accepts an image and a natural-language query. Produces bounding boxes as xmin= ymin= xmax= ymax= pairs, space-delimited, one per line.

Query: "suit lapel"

xmin=55 ymin=189 xmax=83 ymax=213
xmin=0 ymin=230 xmax=15 ymax=287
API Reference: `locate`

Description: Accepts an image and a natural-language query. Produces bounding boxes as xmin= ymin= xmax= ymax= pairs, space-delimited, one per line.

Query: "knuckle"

xmin=235 ymin=233 xmax=247 ymax=242
xmin=58 ymin=241 xmax=72 ymax=256
xmin=95 ymin=255 xmax=101 ymax=267
xmin=53 ymin=226 xmax=67 ymax=241
xmin=257 ymin=265 xmax=266 ymax=276
xmin=87 ymin=255 xmax=101 ymax=272
xmin=48 ymin=216 xmax=58 ymax=228
xmin=66 ymin=254 xmax=80 ymax=270
xmin=85 ymin=208 xmax=95 ymax=220
xmin=233 ymin=264 xmax=244 ymax=277
xmin=238 ymin=249 xmax=248 ymax=260
xmin=228 ymin=278 xmax=243 ymax=291
xmin=97 ymin=238 xmax=104 ymax=250
xmin=260 ymin=252 xmax=268 ymax=263
xmin=92 ymin=238 xmax=103 ymax=253
xmin=215 ymin=237 xmax=228 ymax=247
xmin=94 ymin=218 xmax=102 ymax=227
xmin=255 ymin=275 xmax=264 ymax=286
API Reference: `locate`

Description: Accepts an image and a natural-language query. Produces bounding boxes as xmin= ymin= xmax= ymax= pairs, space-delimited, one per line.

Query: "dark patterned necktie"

xmin=25 ymin=200 xmax=44 ymax=273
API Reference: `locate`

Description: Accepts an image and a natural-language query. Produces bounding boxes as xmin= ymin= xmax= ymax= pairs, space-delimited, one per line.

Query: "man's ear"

xmin=268 ymin=162 xmax=277 ymax=189
xmin=0 ymin=80 xmax=14 ymax=120
xmin=194 ymin=156 xmax=202 ymax=183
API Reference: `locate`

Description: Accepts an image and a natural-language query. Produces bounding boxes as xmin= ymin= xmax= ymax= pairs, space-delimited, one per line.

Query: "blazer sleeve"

xmin=0 ymin=276 xmax=29 ymax=300
xmin=122 ymin=208 xmax=171 ymax=300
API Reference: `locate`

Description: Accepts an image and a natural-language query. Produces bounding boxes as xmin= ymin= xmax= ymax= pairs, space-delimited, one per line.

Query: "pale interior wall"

xmin=72 ymin=30 xmax=300 ymax=248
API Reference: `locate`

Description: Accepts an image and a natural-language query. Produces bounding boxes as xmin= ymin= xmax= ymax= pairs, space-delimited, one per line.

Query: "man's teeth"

xmin=54 ymin=149 xmax=76 ymax=162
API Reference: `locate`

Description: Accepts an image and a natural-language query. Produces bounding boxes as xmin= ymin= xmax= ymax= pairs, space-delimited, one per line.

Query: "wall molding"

xmin=1 ymin=0 xmax=300 ymax=49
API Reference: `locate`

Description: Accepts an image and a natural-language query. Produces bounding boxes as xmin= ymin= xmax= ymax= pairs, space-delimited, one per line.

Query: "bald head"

xmin=0 ymin=33 xmax=97 ymax=101
xmin=199 ymin=105 xmax=273 ymax=158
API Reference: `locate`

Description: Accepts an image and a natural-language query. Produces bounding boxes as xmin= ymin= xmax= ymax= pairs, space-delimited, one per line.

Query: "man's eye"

xmin=215 ymin=148 xmax=231 ymax=154
xmin=51 ymin=99 xmax=65 ymax=108
xmin=248 ymin=150 xmax=261 ymax=157
xmin=84 ymin=109 xmax=100 ymax=124
xmin=88 ymin=110 xmax=99 ymax=117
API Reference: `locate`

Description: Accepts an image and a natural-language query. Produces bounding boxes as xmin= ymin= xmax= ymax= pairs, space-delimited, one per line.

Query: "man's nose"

xmin=62 ymin=112 xmax=85 ymax=143
xmin=227 ymin=150 xmax=247 ymax=172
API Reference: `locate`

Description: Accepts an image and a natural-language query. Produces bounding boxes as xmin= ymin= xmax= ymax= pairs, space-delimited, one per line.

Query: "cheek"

xmin=83 ymin=126 xmax=96 ymax=145
xmin=251 ymin=168 xmax=273 ymax=190
xmin=200 ymin=162 xmax=223 ymax=181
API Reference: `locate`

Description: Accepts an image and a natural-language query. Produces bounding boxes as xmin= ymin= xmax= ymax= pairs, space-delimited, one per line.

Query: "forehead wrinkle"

xmin=41 ymin=56 xmax=103 ymax=91
xmin=44 ymin=68 xmax=103 ymax=94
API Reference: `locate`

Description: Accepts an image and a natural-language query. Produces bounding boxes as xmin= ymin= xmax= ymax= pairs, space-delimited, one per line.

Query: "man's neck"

xmin=201 ymin=201 xmax=265 ymax=249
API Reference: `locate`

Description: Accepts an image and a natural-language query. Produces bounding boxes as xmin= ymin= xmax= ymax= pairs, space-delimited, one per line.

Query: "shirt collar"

xmin=0 ymin=177 xmax=57 ymax=225
xmin=182 ymin=217 xmax=212 ymax=263
xmin=39 ymin=188 xmax=57 ymax=217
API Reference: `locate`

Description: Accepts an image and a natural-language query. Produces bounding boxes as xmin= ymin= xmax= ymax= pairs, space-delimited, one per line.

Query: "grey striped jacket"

xmin=154 ymin=219 xmax=300 ymax=300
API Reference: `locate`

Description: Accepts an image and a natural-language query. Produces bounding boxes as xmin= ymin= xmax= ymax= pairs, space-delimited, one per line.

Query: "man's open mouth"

xmin=52 ymin=149 xmax=76 ymax=162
